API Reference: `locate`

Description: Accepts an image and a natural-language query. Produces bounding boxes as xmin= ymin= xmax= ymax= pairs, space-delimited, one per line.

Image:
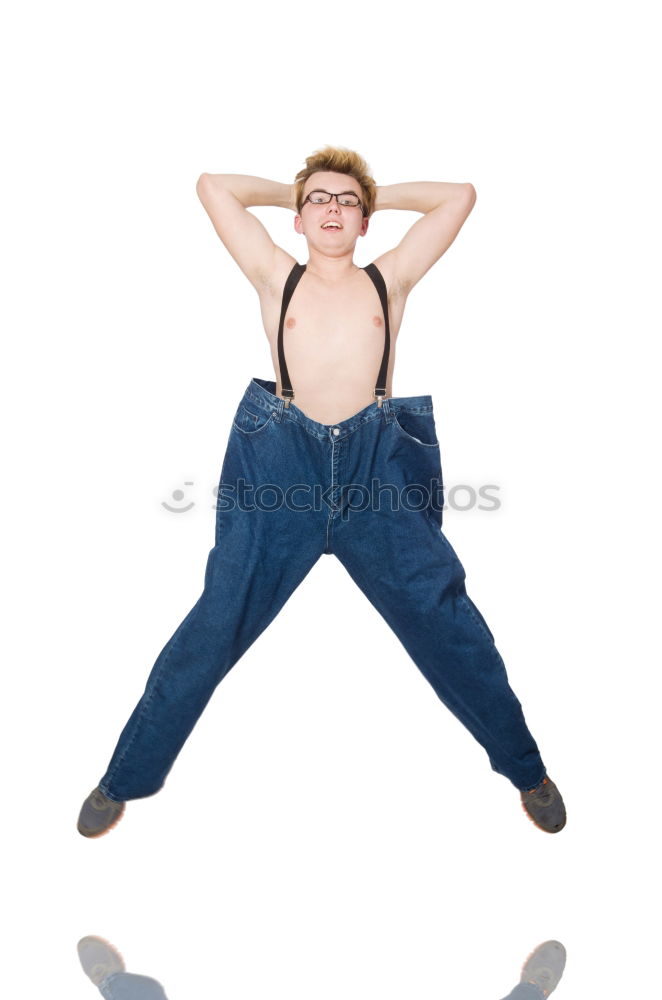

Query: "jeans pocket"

xmin=232 ymin=400 xmax=275 ymax=435
xmin=392 ymin=408 xmax=439 ymax=447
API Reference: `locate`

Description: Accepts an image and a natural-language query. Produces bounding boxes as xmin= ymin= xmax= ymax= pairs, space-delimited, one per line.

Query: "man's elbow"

xmin=196 ymin=172 xmax=216 ymax=193
xmin=196 ymin=172 xmax=227 ymax=196
xmin=463 ymin=183 xmax=477 ymax=206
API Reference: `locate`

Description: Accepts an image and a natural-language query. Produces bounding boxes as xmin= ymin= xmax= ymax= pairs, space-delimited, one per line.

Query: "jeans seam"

xmin=457 ymin=593 xmax=495 ymax=644
xmin=335 ymin=551 xmax=532 ymax=782
xmin=284 ymin=412 xmax=383 ymax=443
xmin=103 ymin=600 xmax=205 ymax=792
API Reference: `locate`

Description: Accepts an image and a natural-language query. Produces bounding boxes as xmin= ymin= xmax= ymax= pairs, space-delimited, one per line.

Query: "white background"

xmin=3 ymin=1 xmax=660 ymax=997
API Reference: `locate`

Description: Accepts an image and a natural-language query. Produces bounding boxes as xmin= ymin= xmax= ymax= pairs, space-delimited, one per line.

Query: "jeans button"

xmin=332 ymin=428 xmax=340 ymax=436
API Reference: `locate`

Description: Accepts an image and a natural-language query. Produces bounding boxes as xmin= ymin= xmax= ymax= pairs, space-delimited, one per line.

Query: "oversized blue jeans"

xmin=500 ymin=986 xmax=546 ymax=999
xmin=96 ymin=972 xmax=541 ymax=999
xmin=97 ymin=973 xmax=542 ymax=999
xmin=99 ymin=378 xmax=546 ymax=801
xmin=99 ymin=973 xmax=168 ymax=1000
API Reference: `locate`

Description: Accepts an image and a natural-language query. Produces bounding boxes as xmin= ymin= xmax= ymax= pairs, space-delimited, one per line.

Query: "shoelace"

xmin=528 ymin=777 xmax=552 ymax=802
xmin=91 ymin=790 xmax=112 ymax=810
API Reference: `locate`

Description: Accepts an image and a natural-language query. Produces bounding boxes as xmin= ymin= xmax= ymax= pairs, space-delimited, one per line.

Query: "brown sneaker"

xmin=77 ymin=787 xmax=125 ymax=838
xmin=521 ymin=776 xmax=566 ymax=833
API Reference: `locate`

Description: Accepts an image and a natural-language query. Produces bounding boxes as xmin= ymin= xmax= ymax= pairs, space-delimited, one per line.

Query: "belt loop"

xmin=381 ymin=396 xmax=393 ymax=423
xmin=273 ymin=395 xmax=285 ymax=423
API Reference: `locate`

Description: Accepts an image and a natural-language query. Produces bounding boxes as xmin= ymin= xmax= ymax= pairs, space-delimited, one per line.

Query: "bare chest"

xmin=257 ymin=268 xmax=404 ymax=423
xmin=275 ymin=283 xmax=386 ymax=358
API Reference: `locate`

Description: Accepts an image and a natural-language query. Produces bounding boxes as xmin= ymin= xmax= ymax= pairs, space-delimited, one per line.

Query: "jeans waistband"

xmin=244 ymin=378 xmax=434 ymax=440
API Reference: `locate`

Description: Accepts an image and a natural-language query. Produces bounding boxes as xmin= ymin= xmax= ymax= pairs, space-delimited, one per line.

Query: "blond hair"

xmin=294 ymin=145 xmax=377 ymax=217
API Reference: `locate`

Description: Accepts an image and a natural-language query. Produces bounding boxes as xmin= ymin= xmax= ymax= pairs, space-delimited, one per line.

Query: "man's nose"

xmin=326 ymin=198 xmax=340 ymax=212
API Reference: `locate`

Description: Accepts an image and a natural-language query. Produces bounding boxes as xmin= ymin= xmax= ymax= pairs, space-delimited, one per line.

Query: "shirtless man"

xmin=77 ymin=146 xmax=565 ymax=837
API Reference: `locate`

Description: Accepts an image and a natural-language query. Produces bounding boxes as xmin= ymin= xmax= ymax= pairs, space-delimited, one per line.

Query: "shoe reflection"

xmin=77 ymin=935 xmax=567 ymax=999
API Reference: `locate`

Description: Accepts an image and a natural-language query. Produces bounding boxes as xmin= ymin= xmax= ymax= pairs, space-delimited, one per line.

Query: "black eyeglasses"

xmin=303 ymin=189 xmax=365 ymax=214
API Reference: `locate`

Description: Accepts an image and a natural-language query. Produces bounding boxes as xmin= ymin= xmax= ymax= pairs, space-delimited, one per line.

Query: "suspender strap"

xmin=363 ymin=262 xmax=391 ymax=404
xmin=277 ymin=260 xmax=390 ymax=408
xmin=277 ymin=262 xmax=307 ymax=405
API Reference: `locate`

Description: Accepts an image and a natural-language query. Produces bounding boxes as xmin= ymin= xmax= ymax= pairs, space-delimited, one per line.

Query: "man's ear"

xmin=294 ymin=214 xmax=303 ymax=234
xmin=360 ymin=217 xmax=369 ymax=237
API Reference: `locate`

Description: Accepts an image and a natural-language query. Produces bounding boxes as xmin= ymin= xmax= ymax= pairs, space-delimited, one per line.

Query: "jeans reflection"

xmin=77 ymin=938 xmax=167 ymax=1000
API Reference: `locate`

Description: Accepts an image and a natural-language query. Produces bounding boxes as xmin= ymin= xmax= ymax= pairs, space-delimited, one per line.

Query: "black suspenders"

xmin=276 ymin=261 xmax=391 ymax=408
xmin=276 ymin=263 xmax=306 ymax=407
xmin=363 ymin=262 xmax=391 ymax=406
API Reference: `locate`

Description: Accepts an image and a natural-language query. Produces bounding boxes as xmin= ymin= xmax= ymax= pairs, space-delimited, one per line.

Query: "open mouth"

xmin=321 ymin=223 xmax=342 ymax=231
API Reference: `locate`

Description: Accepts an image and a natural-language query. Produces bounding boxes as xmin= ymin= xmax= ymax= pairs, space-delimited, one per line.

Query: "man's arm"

xmin=195 ymin=174 xmax=297 ymax=291
xmin=373 ymin=181 xmax=477 ymax=294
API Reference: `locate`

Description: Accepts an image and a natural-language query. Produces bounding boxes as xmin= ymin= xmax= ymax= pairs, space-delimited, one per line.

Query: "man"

xmin=77 ymin=146 xmax=565 ymax=837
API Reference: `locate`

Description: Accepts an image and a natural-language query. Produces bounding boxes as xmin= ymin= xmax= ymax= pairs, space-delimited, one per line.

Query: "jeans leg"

xmin=498 ymin=985 xmax=546 ymax=1000
xmin=333 ymin=506 xmax=546 ymax=791
xmin=99 ymin=497 xmax=325 ymax=801
xmin=99 ymin=972 xmax=168 ymax=1000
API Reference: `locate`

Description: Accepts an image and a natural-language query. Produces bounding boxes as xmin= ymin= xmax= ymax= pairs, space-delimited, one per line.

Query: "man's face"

xmin=294 ymin=171 xmax=369 ymax=252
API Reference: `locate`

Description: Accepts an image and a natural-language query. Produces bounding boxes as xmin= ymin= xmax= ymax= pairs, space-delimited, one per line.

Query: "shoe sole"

xmin=520 ymin=798 xmax=566 ymax=834
xmin=77 ymin=801 xmax=126 ymax=839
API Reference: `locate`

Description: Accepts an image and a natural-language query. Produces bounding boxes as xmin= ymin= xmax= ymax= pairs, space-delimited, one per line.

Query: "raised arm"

xmin=195 ymin=173 xmax=297 ymax=291
xmin=373 ymin=181 xmax=477 ymax=294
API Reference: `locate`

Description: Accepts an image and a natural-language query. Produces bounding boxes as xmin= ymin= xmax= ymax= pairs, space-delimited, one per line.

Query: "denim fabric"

xmin=97 ymin=972 xmax=544 ymax=1000
xmin=99 ymin=972 xmax=168 ymax=1000
xmin=499 ymin=984 xmax=545 ymax=1000
xmin=97 ymin=971 xmax=543 ymax=1000
xmin=99 ymin=377 xmax=545 ymax=801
